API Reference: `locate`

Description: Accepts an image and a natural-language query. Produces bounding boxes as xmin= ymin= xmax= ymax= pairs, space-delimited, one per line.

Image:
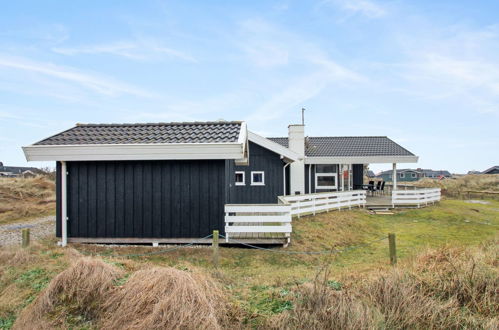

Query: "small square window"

xmin=411 ymin=173 xmax=417 ymax=178
xmin=235 ymin=171 xmax=245 ymax=186
xmin=251 ymin=171 xmax=265 ymax=186
xmin=400 ymin=173 xmax=405 ymax=178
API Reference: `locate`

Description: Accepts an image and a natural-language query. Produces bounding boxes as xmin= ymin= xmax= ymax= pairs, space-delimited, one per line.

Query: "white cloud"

xmin=237 ymin=19 xmax=364 ymax=123
xmin=328 ymin=0 xmax=386 ymax=18
xmin=52 ymin=38 xmax=197 ymax=63
xmin=0 ymin=55 xmax=155 ymax=97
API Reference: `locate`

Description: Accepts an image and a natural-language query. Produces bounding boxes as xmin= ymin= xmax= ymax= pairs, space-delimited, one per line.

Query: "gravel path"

xmin=0 ymin=215 xmax=55 ymax=247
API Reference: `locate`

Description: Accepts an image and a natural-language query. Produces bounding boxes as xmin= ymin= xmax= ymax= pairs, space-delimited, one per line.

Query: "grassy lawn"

xmin=1 ymin=199 xmax=497 ymax=328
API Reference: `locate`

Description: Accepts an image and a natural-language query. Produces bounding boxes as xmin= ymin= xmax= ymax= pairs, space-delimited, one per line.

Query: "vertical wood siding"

xmin=227 ymin=142 xmax=285 ymax=204
xmin=57 ymin=160 xmax=226 ymax=238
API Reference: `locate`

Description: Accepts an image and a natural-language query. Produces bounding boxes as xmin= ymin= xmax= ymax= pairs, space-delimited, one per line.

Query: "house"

xmin=0 ymin=162 xmax=41 ymax=177
xmin=23 ymin=121 xmax=418 ymax=245
xmin=377 ymin=168 xmax=451 ymax=182
xmin=367 ymin=170 xmax=376 ymax=178
xmin=482 ymin=166 xmax=499 ymax=174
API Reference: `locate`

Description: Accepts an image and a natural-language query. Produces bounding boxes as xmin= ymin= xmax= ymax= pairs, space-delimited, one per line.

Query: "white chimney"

xmin=288 ymin=124 xmax=305 ymax=194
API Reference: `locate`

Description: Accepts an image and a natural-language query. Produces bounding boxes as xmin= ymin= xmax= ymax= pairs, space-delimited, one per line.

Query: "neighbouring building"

xmin=0 ymin=162 xmax=41 ymax=177
xmin=377 ymin=168 xmax=451 ymax=182
xmin=482 ymin=166 xmax=499 ymax=174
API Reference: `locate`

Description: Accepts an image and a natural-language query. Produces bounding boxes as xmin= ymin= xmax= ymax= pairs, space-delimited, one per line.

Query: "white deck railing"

xmin=279 ymin=190 xmax=367 ymax=217
xmin=224 ymin=204 xmax=292 ymax=242
xmin=392 ymin=188 xmax=441 ymax=207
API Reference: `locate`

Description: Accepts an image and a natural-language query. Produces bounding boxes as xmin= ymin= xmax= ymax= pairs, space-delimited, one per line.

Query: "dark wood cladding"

xmin=227 ymin=142 xmax=285 ymax=204
xmin=56 ymin=160 xmax=226 ymax=238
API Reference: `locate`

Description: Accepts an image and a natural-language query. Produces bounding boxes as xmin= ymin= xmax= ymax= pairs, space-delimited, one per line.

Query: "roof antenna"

xmin=301 ymin=107 xmax=306 ymax=125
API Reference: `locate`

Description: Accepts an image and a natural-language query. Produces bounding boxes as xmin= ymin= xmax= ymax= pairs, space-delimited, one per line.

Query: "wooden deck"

xmin=366 ymin=194 xmax=393 ymax=207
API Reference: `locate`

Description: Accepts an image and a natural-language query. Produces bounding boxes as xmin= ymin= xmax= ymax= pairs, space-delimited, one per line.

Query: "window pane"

xmin=316 ymin=165 xmax=335 ymax=173
xmin=253 ymin=173 xmax=263 ymax=182
xmin=235 ymin=172 xmax=244 ymax=183
xmin=317 ymin=175 xmax=335 ymax=187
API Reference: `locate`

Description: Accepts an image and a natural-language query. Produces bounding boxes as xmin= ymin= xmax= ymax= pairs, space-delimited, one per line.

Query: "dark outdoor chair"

xmin=379 ymin=181 xmax=385 ymax=195
xmin=375 ymin=181 xmax=382 ymax=195
xmin=368 ymin=180 xmax=375 ymax=195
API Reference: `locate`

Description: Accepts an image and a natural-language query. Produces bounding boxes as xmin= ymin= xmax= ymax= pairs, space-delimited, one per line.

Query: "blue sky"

xmin=0 ymin=0 xmax=498 ymax=173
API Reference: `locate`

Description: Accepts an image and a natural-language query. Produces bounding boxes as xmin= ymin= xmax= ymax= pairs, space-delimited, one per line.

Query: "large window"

xmin=315 ymin=173 xmax=337 ymax=189
xmin=251 ymin=171 xmax=265 ymax=186
xmin=235 ymin=171 xmax=245 ymax=186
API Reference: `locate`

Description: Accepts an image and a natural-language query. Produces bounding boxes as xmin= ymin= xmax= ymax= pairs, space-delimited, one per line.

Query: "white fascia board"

xmin=23 ymin=142 xmax=244 ymax=161
xmin=248 ymin=131 xmax=299 ymax=162
xmin=305 ymin=155 xmax=419 ymax=164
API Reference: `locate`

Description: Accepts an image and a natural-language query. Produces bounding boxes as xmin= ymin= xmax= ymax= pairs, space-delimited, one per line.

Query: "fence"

xmin=224 ymin=204 xmax=292 ymax=242
xmin=279 ymin=190 xmax=367 ymax=217
xmin=392 ymin=188 xmax=441 ymax=207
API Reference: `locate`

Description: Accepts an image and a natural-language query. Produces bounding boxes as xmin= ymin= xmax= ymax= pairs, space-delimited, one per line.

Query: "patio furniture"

xmin=375 ymin=181 xmax=382 ymax=195
xmin=379 ymin=181 xmax=385 ymax=195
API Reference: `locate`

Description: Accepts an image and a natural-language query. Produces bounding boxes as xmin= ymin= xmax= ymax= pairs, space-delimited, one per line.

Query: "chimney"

xmin=288 ymin=124 xmax=305 ymax=194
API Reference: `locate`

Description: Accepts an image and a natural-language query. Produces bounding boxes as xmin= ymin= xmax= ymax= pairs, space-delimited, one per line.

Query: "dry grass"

xmin=0 ymin=176 xmax=55 ymax=225
xmin=13 ymin=257 xmax=124 ymax=329
xmin=102 ymin=267 xmax=232 ymax=330
xmin=269 ymin=241 xmax=499 ymax=329
xmin=411 ymin=174 xmax=499 ymax=193
xmin=11 ymin=257 xmax=235 ymax=329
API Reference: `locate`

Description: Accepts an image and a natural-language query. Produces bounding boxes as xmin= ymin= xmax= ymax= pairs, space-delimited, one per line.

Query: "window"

xmin=411 ymin=173 xmax=417 ymax=178
xmin=400 ymin=173 xmax=405 ymax=178
xmin=316 ymin=164 xmax=336 ymax=173
xmin=251 ymin=171 xmax=265 ymax=186
xmin=315 ymin=173 xmax=337 ymax=189
xmin=235 ymin=171 xmax=245 ymax=186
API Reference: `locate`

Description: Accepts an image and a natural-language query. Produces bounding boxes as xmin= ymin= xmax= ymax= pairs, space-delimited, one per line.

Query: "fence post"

xmin=22 ymin=228 xmax=30 ymax=248
xmin=212 ymin=230 xmax=219 ymax=268
xmin=388 ymin=233 xmax=397 ymax=265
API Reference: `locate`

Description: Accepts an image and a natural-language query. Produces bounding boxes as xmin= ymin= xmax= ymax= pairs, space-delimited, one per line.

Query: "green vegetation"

xmin=0 ymin=199 xmax=497 ymax=328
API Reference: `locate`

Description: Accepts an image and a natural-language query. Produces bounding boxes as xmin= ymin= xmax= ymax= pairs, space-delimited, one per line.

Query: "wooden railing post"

xmin=212 ymin=230 xmax=219 ymax=268
xmin=388 ymin=233 xmax=397 ymax=265
xmin=22 ymin=228 xmax=30 ymax=248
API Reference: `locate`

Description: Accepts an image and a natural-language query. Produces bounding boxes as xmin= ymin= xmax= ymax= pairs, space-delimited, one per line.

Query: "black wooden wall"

xmin=227 ymin=142 xmax=285 ymax=204
xmin=56 ymin=160 xmax=226 ymax=238
xmin=352 ymin=164 xmax=364 ymax=188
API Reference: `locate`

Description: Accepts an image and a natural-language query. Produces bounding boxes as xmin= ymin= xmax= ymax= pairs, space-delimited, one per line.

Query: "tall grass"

xmin=0 ymin=176 xmax=55 ymax=224
xmin=269 ymin=240 xmax=499 ymax=329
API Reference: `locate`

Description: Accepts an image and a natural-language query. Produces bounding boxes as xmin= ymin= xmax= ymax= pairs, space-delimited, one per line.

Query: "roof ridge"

xmin=268 ymin=136 xmax=389 ymax=139
xmin=76 ymin=121 xmax=243 ymax=127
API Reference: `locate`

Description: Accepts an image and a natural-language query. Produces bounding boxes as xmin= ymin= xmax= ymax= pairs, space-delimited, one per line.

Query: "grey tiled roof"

xmin=34 ymin=121 xmax=243 ymax=145
xmin=268 ymin=136 xmax=415 ymax=157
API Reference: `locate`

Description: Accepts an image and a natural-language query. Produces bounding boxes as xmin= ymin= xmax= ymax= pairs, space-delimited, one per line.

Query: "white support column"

xmin=392 ymin=163 xmax=397 ymax=191
xmin=61 ymin=161 xmax=68 ymax=247
xmin=340 ymin=164 xmax=344 ymax=191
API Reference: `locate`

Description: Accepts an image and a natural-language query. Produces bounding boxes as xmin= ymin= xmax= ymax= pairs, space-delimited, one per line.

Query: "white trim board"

xmin=305 ymin=155 xmax=419 ymax=164
xmin=248 ymin=131 xmax=299 ymax=162
xmin=23 ymin=142 xmax=245 ymax=161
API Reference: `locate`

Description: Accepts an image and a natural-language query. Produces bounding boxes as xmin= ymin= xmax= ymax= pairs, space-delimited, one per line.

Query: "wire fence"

xmin=69 ymin=234 xmax=388 ymax=259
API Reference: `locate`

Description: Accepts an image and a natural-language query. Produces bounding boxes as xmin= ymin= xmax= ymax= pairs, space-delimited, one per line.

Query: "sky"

xmin=0 ymin=0 xmax=498 ymax=174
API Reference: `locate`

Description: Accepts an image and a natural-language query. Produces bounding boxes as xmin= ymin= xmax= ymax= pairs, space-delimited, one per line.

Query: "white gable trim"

xmin=305 ymin=155 xmax=419 ymax=164
xmin=23 ymin=142 xmax=245 ymax=161
xmin=248 ymin=131 xmax=299 ymax=162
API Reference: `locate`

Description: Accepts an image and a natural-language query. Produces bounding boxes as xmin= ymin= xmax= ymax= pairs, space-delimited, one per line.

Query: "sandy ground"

xmin=0 ymin=215 xmax=55 ymax=247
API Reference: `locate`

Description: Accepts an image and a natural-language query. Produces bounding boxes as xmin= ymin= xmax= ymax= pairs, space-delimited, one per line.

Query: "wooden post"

xmin=22 ymin=228 xmax=30 ymax=248
xmin=212 ymin=230 xmax=219 ymax=268
xmin=388 ymin=233 xmax=397 ymax=265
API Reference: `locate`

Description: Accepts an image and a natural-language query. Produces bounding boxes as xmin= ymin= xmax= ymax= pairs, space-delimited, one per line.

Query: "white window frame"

xmin=250 ymin=171 xmax=265 ymax=186
xmin=411 ymin=173 xmax=417 ymax=178
xmin=400 ymin=173 xmax=405 ymax=178
xmin=315 ymin=173 xmax=337 ymax=189
xmin=235 ymin=171 xmax=245 ymax=186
